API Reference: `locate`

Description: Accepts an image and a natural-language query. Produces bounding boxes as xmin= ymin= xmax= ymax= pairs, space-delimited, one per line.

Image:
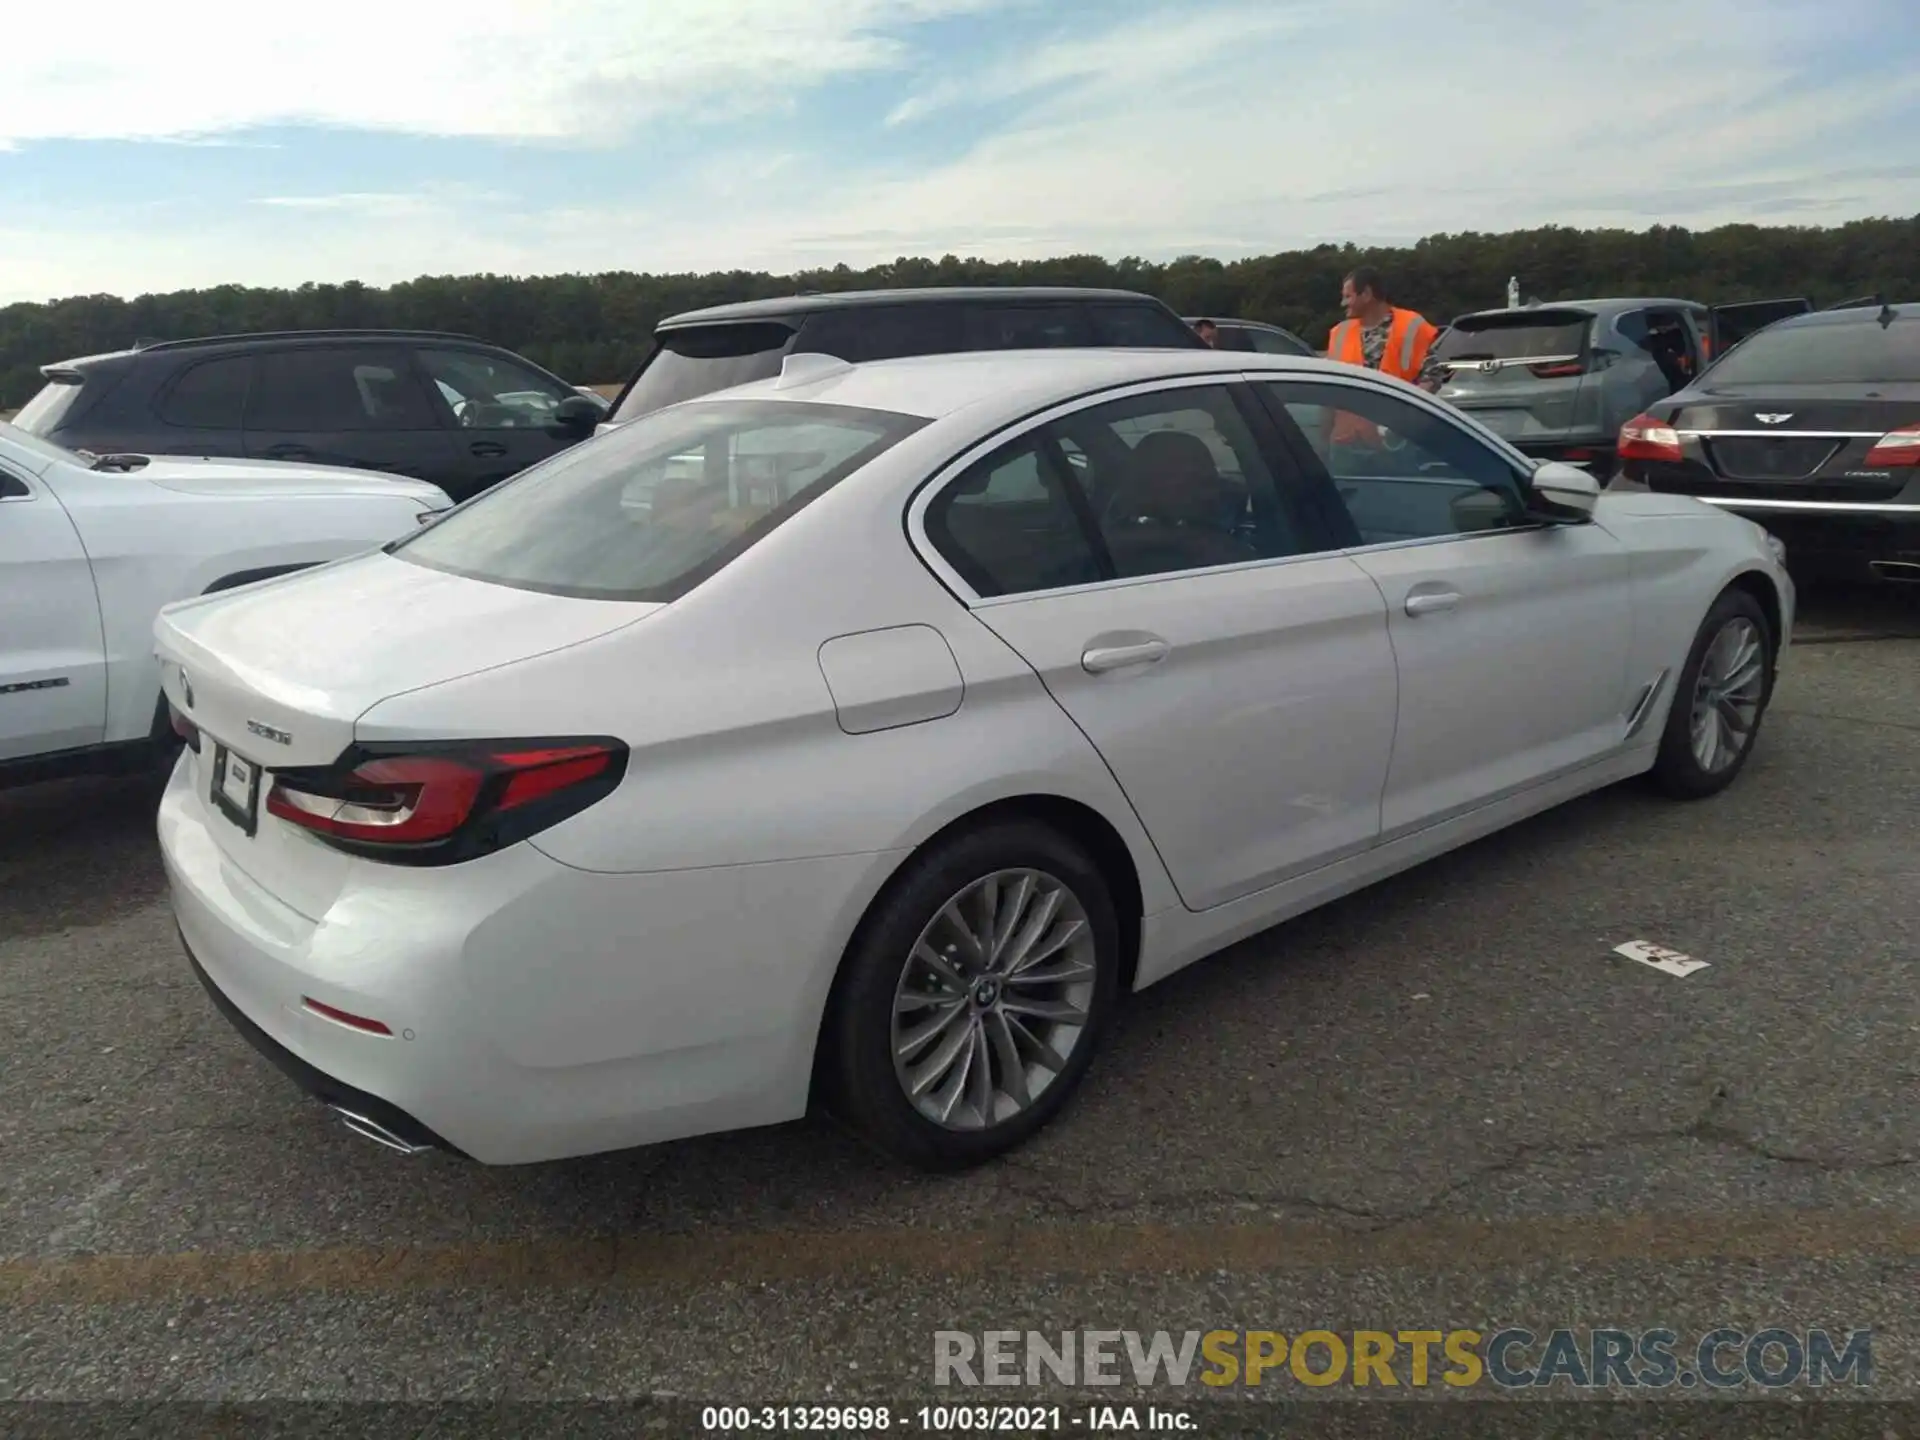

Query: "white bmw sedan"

xmin=155 ymin=348 xmax=1792 ymax=1171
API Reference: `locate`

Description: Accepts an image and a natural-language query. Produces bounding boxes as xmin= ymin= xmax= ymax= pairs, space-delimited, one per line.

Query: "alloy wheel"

xmin=1689 ymin=616 xmax=1766 ymax=775
xmin=889 ymin=868 xmax=1098 ymax=1131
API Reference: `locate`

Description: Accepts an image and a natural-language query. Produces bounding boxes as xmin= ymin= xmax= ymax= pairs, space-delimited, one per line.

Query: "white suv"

xmin=1 ymin=421 xmax=451 ymax=788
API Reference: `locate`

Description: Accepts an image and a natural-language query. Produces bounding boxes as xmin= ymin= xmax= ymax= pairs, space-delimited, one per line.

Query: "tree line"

xmin=3 ymin=217 xmax=1915 ymax=409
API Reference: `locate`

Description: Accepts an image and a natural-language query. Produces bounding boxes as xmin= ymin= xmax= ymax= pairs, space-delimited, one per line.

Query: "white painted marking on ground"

xmin=1613 ymin=940 xmax=1711 ymax=978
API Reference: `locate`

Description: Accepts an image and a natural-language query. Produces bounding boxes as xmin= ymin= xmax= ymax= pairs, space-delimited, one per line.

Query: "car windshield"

xmin=393 ymin=398 xmax=926 ymax=602
xmin=609 ymin=323 xmax=795 ymax=423
xmin=1704 ymin=317 xmax=1920 ymax=385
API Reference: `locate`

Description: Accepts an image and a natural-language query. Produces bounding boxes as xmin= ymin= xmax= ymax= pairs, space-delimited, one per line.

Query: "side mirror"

xmin=552 ymin=394 xmax=603 ymax=434
xmin=1527 ymin=460 xmax=1600 ymax=522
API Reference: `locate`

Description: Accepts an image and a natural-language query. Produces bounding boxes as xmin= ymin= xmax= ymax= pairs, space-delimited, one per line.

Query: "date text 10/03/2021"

xmin=702 ymin=1406 xmax=1196 ymax=1431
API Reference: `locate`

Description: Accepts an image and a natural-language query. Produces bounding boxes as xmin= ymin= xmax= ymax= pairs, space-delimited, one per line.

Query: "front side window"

xmin=246 ymin=349 xmax=435 ymax=432
xmin=924 ymin=383 xmax=1307 ymax=597
xmin=394 ymin=399 xmax=925 ymax=602
xmin=1246 ymin=326 xmax=1312 ymax=356
xmin=1264 ymin=381 xmax=1527 ymax=545
xmin=419 ymin=348 xmax=572 ymax=429
xmin=1087 ymin=304 xmax=1204 ymax=347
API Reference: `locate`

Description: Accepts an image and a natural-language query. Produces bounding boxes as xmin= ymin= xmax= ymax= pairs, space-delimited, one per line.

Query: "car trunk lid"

xmin=1662 ymin=383 xmax=1920 ymax=498
xmin=155 ymin=551 xmax=658 ymax=918
xmin=1434 ymin=308 xmax=1596 ymax=443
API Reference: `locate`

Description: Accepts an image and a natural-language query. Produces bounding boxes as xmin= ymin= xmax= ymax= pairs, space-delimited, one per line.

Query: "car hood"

xmin=154 ymin=550 xmax=658 ymax=765
xmin=128 ymin=454 xmax=451 ymax=506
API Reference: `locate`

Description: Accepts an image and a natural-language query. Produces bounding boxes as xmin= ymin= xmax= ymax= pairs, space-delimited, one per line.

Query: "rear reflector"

xmin=1529 ymin=360 xmax=1585 ymax=378
xmin=1618 ymin=412 xmax=1684 ymax=465
xmin=302 ymin=997 xmax=393 ymax=1036
xmin=1864 ymin=424 xmax=1920 ymax=468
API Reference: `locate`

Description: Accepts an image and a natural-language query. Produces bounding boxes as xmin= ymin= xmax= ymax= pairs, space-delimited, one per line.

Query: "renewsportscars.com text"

xmin=933 ymin=1327 xmax=1872 ymax=1391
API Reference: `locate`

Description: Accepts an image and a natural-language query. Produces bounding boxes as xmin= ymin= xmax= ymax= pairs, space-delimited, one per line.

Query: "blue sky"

xmin=3 ymin=0 xmax=1917 ymax=305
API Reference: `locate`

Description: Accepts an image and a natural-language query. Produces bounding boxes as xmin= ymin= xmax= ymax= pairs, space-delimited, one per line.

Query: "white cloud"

xmin=0 ymin=0 xmax=1014 ymax=146
xmin=2 ymin=0 xmax=1915 ymax=304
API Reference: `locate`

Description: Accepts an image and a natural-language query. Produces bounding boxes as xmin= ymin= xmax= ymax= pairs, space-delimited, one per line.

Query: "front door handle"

xmin=470 ymin=441 xmax=508 ymax=458
xmin=1082 ymin=638 xmax=1170 ymax=674
xmin=263 ymin=443 xmax=313 ymax=461
xmin=1404 ymin=589 xmax=1461 ymax=616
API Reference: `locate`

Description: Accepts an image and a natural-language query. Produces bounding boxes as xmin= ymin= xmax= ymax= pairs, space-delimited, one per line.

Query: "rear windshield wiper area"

xmin=89 ymin=453 xmax=151 ymax=473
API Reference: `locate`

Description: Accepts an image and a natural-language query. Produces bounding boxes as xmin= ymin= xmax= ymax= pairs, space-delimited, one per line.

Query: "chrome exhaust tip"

xmin=328 ymin=1104 xmax=434 ymax=1155
xmin=1868 ymin=560 xmax=1920 ymax=582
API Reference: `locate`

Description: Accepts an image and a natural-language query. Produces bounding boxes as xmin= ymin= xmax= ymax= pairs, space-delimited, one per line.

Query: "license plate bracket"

xmin=210 ymin=744 xmax=261 ymax=836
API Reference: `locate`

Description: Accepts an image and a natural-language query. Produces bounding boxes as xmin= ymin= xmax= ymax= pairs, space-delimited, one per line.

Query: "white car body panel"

xmin=0 ymin=424 xmax=450 ymax=773
xmin=152 ymin=350 xmax=1793 ymax=1165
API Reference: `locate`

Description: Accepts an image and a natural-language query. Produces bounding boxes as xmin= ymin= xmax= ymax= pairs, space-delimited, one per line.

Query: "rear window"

xmin=1435 ymin=312 xmax=1592 ymax=362
xmin=394 ymin=398 xmax=925 ymax=603
xmin=1703 ymin=318 xmax=1920 ymax=385
xmin=610 ymin=323 xmax=795 ymax=423
xmin=10 ymin=377 xmax=89 ymax=435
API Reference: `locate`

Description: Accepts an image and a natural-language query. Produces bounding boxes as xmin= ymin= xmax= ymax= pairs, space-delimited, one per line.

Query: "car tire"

xmin=1650 ymin=586 xmax=1775 ymax=800
xmin=822 ymin=821 xmax=1121 ymax=1171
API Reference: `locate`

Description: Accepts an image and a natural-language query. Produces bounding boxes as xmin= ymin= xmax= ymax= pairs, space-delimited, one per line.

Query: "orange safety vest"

xmin=1325 ymin=308 xmax=1440 ymax=445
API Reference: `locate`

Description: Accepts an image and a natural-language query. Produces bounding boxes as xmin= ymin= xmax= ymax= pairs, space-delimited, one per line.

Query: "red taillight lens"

xmin=1618 ymin=412 xmax=1684 ymax=464
xmin=1530 ymin=360 xmax=1585 ymax=378
xmin=301 ymin=997 xmax=393 ymax=1036
xmin=1864 ymin=424 xmax=1920 ymax=468
xmin=265 ymin=738 xmax=626 ymax=864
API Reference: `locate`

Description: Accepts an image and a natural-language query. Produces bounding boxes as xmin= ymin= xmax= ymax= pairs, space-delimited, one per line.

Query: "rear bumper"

xmin=179 ymin=926 xmax=462 ymax=1156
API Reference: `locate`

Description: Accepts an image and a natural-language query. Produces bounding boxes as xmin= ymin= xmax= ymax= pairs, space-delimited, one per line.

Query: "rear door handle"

xmin=1081 ymin=638 xmax=1170 ymax=674
xmin=469 ymin=441 xmax=508 ymax=458
xmin=1404 ymin=589 xmax=1461 ymax=616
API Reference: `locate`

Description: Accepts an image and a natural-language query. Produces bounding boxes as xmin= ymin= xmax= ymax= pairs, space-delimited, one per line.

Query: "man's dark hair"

xmin=1344 ymin=266 xmax=1389 ymax=302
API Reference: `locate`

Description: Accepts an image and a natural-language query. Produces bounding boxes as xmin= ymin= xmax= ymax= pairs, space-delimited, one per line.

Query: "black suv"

xmin=11 ymin=330 xmax=604 ymax=502
xmin=603 ymin=286 xmax=1205 ymax=426
xmin=1611 ymin=300 xmax=1920 ymax=582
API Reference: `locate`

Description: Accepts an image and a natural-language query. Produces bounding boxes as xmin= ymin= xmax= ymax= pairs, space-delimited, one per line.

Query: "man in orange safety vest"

xmin=1324 ymin=267 xmax=1445 ymax=447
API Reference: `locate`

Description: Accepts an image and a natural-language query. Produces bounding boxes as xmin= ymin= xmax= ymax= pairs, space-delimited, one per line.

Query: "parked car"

xmin=1433 ymin=297 xmax=1813 ymax=472
xmin=157 ymin=346 xmax=1791 ymax=1171
xmin=0 ymin=420 xmax=450 ymax=790
xmin=1611 ymin=300 xmax=1919 ymax=583
xmin=599 ymin=287 xmax=1206 ymax=430
xmin=10 ymin=330 xmax=604 ymax=504
xmin=1185 ymin=317 xmax=1316 ymax=356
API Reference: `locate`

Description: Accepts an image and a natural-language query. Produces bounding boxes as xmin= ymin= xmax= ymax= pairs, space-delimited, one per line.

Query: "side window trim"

xmin=906 ymin=374 xmax=1342 ymax=607
xmin=1246 ymin=373 xmax=1548 ymax=556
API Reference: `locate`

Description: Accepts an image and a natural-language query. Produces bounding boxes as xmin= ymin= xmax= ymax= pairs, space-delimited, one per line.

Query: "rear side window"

xmin=967 ymin=305 xmax=1090 ymax=349
xmin=1436 ymin=312 xmax=1592 ymax=363
xmin=159 ymin=355 xmax=253 ymax=429
xmin=1704 ymin=319 xmax=1920 ymax=385
xmin=247 ymin=349 xmax=436 ymax=431
xmin=796 ymin=304 xmax=968 ymax=361
xmin=395 ymin=398 xmax=924 ymax=602
xmin=10 ymin=378 xmax=89 ymax=435
xmin=610 ymin=323 xmax=794 ymax=422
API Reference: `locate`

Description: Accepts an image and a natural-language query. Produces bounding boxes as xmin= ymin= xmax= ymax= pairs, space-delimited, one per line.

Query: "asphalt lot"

xmin=2 ymin=582 xmax=1917 ymax=1433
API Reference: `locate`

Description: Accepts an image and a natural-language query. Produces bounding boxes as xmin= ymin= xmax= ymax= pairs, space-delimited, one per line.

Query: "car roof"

xmin=692 ymin=347 xmax=1353 ymax=424
xmin=1763 ymin=302 xmax=1913 ymax=331
xmin=45 ymin=329 xmax=494 ymax=370
xmin=1452 ymin=298 xmax=1699 ymax=321
xmin=659 ymin=287 xmax=1175 ymax=328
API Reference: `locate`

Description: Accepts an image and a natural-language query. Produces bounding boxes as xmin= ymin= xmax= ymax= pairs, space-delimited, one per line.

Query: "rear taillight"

xmin=1618 ymin=412 xmax=1684 ymax=465
xmin=1529 ymin=360 xmax=1585 ymax=378
xmin=169 ymin=700 xmax=200 ymax=752
xmin=1864 ymin=424 xmax=1920 ymax=468
xmin=265 ymin=738 xmax=625 ymax=865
